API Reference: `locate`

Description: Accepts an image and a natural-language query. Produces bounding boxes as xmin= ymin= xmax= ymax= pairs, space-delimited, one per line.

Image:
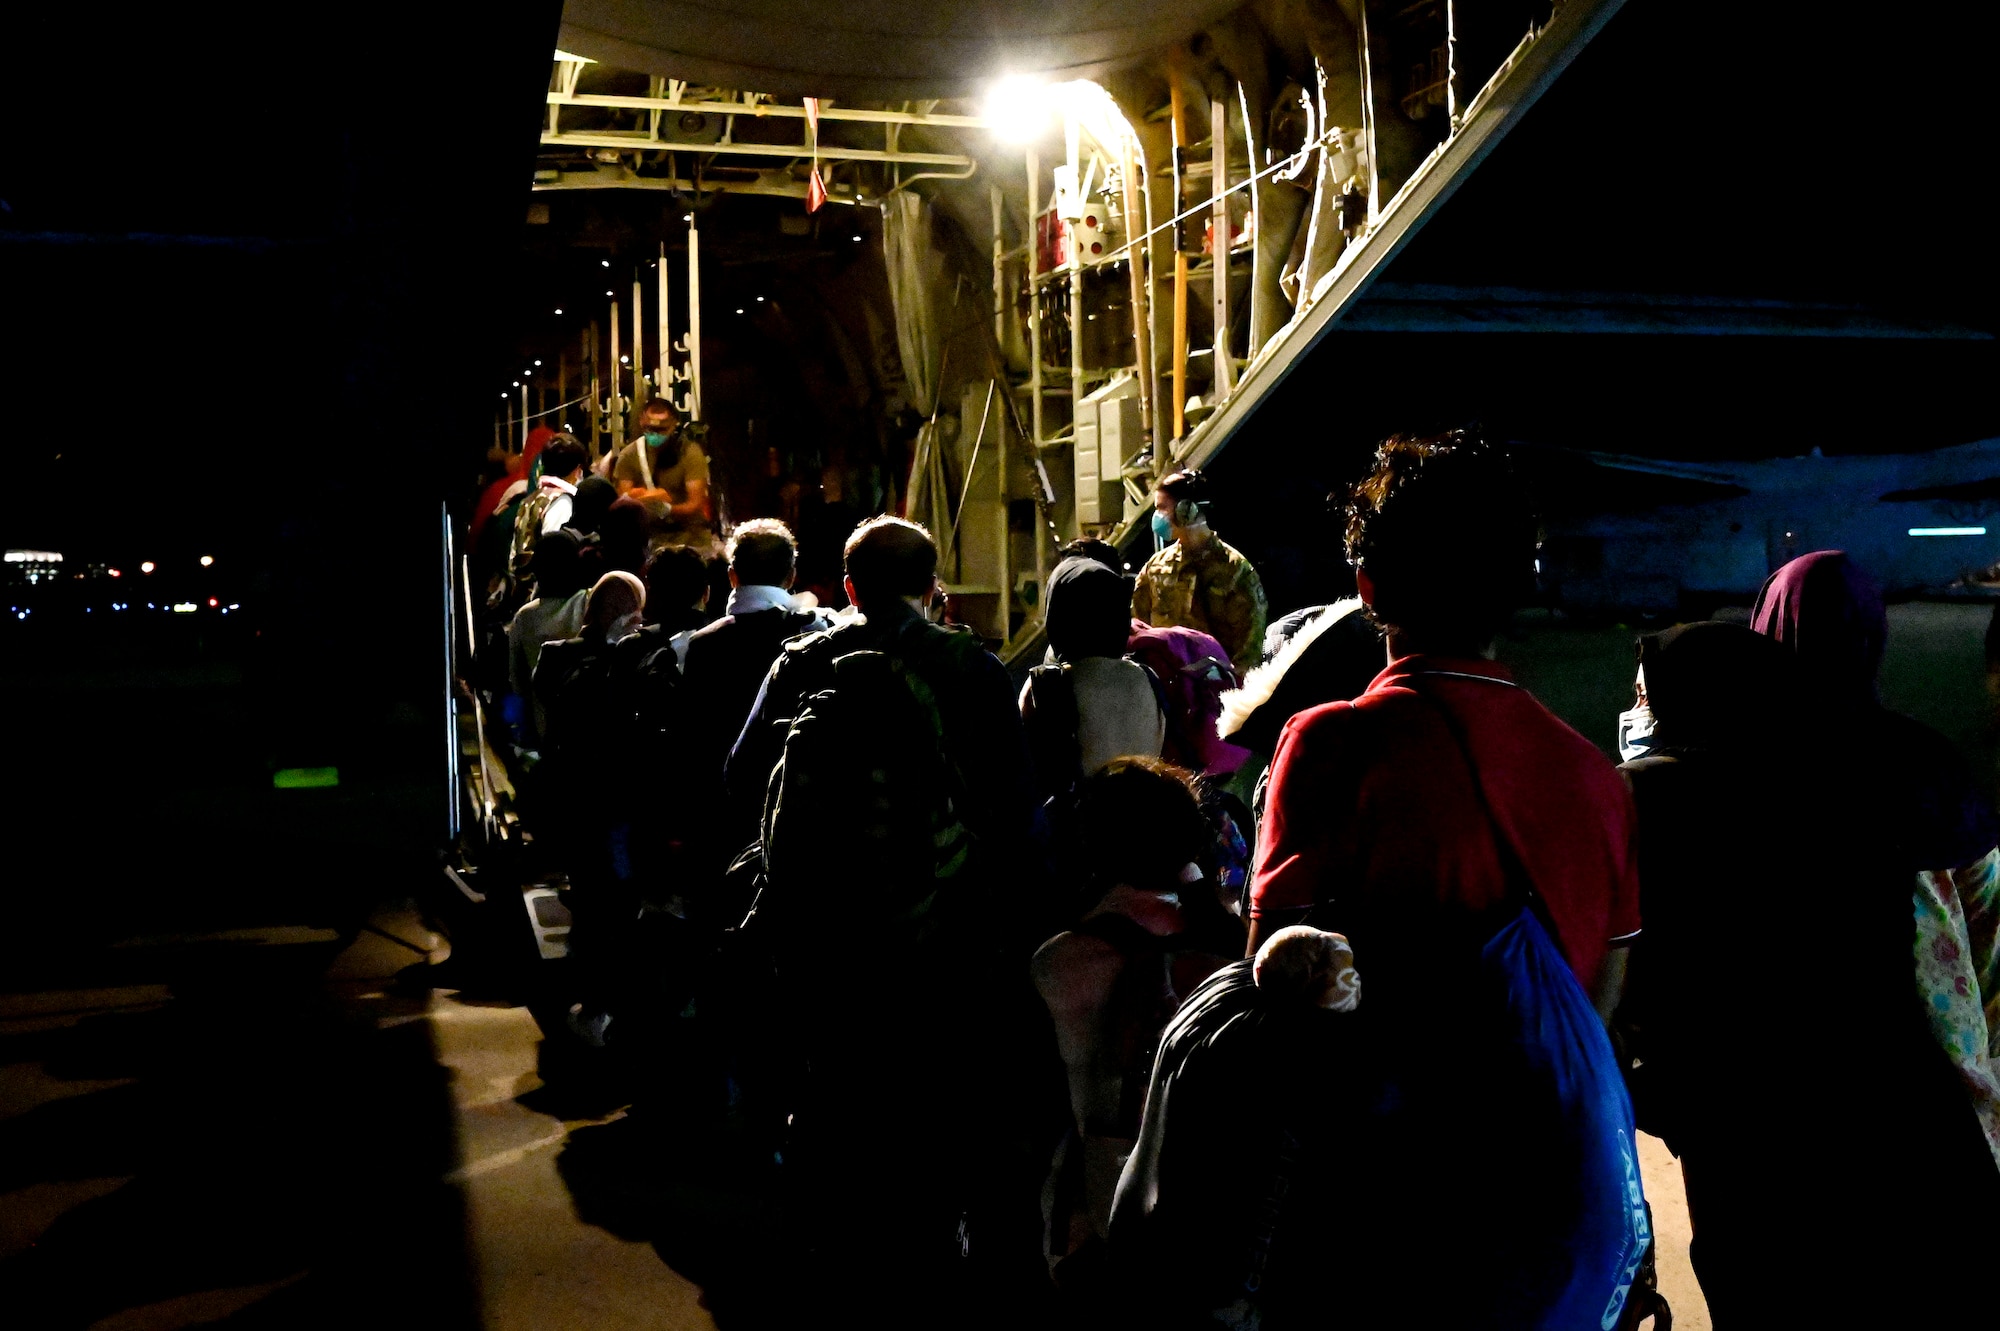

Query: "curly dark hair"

xmin=1075 ymin=757 xmax=1207 ymax=891
xmin=1344 ymin=428 xmax=1536 ymax=652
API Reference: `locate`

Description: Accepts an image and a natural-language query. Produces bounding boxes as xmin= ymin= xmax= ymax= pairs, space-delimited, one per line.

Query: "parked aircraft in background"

xmin=1533 ymin=438 xmax=2000 ymax=614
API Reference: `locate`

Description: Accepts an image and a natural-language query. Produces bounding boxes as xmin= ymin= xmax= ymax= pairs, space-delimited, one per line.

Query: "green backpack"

xmin=507 ymin=485 xmax=560 ymax=588
xmin=757 ymin=629 xmax=975 ymax=948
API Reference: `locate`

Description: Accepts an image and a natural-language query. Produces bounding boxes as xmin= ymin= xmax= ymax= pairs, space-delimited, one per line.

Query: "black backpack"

xmin=755 ymin=626 xmax=974 ymax=948
xmin=1023 ymin=662 xmax=1085 ymax=799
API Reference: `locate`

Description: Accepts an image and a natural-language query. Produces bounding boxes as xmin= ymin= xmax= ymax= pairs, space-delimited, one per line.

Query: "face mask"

xmin=642 ymin=431 xmax=668 ymax=447
xmin=1616 ymin=704 xmax=1659 ymax=763
xmin=1151 ymin=510 xmax=1174 ymax=549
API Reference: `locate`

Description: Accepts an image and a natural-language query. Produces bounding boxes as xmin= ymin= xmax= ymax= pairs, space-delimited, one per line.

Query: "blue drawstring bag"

xmin=1480 ymin=903 xmax=1651 ymax=1330
xmin=1416 ymin=679 xmax=1651 ymax=1329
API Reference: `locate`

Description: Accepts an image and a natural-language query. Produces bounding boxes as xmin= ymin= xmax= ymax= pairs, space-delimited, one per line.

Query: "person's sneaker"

xmin=566 ymin=1003 xmax=613 ymax=1048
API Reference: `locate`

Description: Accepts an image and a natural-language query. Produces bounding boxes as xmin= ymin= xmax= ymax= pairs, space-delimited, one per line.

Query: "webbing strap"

xmin=1404 ymin=673 xmax=1564 ymax=949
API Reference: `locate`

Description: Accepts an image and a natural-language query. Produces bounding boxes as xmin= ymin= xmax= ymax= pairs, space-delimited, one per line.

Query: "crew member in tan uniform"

xmin=1130 ymin=469 xmax=1268 ymax=677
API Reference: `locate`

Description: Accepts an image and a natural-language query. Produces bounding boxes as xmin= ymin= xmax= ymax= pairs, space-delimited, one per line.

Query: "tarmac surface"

xmin=0 ymin=908 xmax=1705 ymax=1329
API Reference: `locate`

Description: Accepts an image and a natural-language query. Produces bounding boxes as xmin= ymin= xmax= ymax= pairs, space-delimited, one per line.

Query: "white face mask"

xmin=1616 ymin=704 xmax=1659 ymax=763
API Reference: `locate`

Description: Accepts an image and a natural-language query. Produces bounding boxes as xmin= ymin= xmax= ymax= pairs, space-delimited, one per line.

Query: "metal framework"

xmin=540 ymin=53 xmax=984 ymax=194
xmin=1173 ymin=0 xmax=1629 ymax=480
xmin=993 ymin=0 xmax=1631 ymax=664
xmin=531 ymin=6 xmax=1631 ymax=664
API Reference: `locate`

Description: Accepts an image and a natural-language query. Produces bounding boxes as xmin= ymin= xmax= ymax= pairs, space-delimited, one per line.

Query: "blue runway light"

xmin=1907 ymin=526 xmax=1987 ymax=536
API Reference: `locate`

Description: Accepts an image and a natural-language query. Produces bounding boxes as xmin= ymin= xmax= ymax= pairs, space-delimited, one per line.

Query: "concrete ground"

xmin=1 ymin=911 xmax=1700 ymax=1330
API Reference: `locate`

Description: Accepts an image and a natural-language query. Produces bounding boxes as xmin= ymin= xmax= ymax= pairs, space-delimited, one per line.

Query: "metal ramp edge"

xmin=1002 ymin=0 xmax=1629 ymax=668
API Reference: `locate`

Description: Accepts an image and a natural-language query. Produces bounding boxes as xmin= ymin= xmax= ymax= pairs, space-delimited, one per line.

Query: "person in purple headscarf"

xmin=1752 ymin=550 xmax=1997 ymax=868
xmin=1618 ymin=611 xmax=2000 ymax=1325
xmin=1753 ymin=551 xmax=2000 ymax=1156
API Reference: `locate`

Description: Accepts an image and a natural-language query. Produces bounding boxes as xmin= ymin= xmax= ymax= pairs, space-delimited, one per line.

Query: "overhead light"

xmin=985 ymin=76 xmax=1050 ymax=143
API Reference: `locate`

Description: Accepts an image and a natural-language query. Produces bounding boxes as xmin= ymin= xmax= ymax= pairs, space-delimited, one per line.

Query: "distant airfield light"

xmin=200 ymin=555 xmax=214 ymax=567
xmin=140 ymin=561 xmax=156 ymax=574
xmin=1908 ymin=526 xmax=1987 ymax=537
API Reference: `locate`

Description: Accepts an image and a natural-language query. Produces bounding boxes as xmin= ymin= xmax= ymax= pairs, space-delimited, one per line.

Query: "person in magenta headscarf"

xmin=1754 ymin=550 xmax=2000 ymax=1176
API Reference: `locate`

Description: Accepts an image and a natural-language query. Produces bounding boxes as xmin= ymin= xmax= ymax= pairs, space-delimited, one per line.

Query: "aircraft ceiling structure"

xmin=529 ymin=0 xmax=1644 ymax=661
xmin=555 ymin=0 xmax=1244 ymax=100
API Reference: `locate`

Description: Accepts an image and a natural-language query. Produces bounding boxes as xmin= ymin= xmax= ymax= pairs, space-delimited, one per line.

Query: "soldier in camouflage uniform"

xmin=1130 ymin=470 xmax=1268 ymax=677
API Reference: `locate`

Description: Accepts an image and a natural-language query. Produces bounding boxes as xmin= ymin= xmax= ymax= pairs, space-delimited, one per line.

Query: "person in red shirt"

xmin=1249 ymin=430 xmax=1638 ymax=1015
xmin=1245 ymin=430 xmax=1643 ymax=1327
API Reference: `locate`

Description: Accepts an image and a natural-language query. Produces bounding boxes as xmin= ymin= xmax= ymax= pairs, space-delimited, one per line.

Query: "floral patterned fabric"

xmin=1914 ymin=847 xmax=2000 ymax=1168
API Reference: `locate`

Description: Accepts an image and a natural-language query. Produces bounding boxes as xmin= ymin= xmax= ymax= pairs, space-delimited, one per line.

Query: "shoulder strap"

xmin=1404 ymin=675 xmax=1544 ymax=922
xmin=1130 ymin=655 xmax=1172 ymax=722
xmin=1026 ymin=662 xmax=1083 ymax=788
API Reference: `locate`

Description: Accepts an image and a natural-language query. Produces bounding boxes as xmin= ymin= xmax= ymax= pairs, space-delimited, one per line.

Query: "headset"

xmin=1162 ymin=468 xmax=1213 ymax=527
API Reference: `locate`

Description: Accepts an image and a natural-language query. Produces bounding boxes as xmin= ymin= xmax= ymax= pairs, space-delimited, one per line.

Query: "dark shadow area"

xmin=0 ymin=946 xmax=479 ymax=1330
xmin=554 ymin=1109 xmax=791 ymax=1327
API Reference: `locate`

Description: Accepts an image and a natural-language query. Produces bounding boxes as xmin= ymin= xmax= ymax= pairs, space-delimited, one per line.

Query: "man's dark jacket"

xmin=683 ymin=603 xmax=827 ymax=775
xmin=725 ymin=601 xmax=1037 ymax=860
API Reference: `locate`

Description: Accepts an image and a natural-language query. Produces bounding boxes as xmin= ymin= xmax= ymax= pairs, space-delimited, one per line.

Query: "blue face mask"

xmin=1151 ymin=509 xmax=1174 ymax=549
xmin=642 ymin=431 xmax=668 ymax=447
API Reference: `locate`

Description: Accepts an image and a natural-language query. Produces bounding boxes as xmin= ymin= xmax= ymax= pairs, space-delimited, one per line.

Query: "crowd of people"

xmin=461 ymin=419 xmax=2000 ymax=1328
